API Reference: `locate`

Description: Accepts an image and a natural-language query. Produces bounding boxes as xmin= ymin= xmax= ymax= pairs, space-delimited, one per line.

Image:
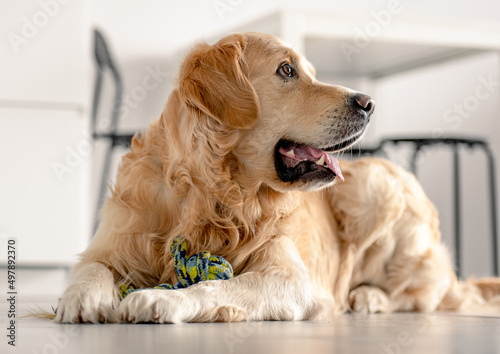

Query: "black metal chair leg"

xmin=91 ymin=29 xmax=126 ymax=234
xmin=452 ymin=143 xmax=462 ymax=279
xmin=410 ymin=145 xmax=421 ymax=176
xmin=481 ymin=143 xmax=499 ymax=276
xmin=91 ymin=69 xmax=103 ymax=132
xmin=94 ymin=141 xmax=113 ymax=234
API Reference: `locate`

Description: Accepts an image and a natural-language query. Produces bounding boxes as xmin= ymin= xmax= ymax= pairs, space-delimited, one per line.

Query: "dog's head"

xmin=178 ymin=32 xmax=374 ymax=193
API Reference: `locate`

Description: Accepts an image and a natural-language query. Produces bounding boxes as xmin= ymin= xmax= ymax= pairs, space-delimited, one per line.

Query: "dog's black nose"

xmin=353 ymin=93 xmax=375 ymax=116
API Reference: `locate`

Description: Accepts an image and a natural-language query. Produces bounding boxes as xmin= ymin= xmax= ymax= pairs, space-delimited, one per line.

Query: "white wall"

xmin=91 ymin=0 xmax=500 ymax=60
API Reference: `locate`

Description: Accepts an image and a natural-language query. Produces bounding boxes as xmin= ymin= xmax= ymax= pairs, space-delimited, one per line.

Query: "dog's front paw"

xmin=349 ymin=285 xmax=391 ymax=314
xmin=55 ymin=281 xmax=119 ymax=323
xmin=119 ymin=289 xmax=200 ymax=324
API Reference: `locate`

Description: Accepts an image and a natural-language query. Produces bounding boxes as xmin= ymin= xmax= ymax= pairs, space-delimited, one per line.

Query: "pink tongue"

xmin=323 ymin=153 xmax=344 ymax=181
xmin=279 ymin=145 xmax=344 ymax=181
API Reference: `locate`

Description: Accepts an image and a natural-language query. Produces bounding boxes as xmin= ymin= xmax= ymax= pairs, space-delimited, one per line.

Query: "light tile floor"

xmin=3 ymin=296 xmax=500 ymax=354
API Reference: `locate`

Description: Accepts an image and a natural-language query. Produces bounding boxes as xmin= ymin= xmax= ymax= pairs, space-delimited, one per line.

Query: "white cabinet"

xmin=0 ymin=1 xmax=91 ymax=295
xmin=0 ymin=108 xmax=90 ymax=264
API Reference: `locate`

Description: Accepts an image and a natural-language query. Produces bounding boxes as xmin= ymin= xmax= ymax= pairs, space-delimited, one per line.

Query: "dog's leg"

xmin=332 ymin=243 xmax=356 ymax=312
xmin=54 ymin=261 xmax=119 ymax=323
xmin=119 ymin=272 xmax=322 ymax=323
xmin=348 ymin=285 xmax=392 ymax=314
xmin=119 ymin=237 xmax=327 ymax=323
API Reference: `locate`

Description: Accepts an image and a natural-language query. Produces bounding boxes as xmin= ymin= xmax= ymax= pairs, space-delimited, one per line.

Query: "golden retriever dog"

xmin=55 ymin=32 xmax=500 ymax=323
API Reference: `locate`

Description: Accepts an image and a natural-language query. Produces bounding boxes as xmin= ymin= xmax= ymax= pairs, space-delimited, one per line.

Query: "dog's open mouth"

xmin=274 ymin=139 xmax=345 ymax=184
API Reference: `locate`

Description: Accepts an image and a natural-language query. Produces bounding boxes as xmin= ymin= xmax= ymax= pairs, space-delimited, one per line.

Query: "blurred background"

xmin=1 ymin=0 xmax=500 ymax=300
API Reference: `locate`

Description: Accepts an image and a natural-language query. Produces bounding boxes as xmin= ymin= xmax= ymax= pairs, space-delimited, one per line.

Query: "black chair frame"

xmin=91 ymin=29 xmax=135 ymax=233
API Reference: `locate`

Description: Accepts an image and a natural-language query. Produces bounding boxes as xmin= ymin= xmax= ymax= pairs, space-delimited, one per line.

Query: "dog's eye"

xmin=278 ymin=63 xmax=295 ymax=79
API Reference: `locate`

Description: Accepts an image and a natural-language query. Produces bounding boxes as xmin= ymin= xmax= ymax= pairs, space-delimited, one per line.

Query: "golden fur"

xmin=55 ymin=32 xmax=500 ymax=323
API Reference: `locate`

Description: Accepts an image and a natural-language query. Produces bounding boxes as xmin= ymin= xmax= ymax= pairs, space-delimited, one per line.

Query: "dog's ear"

xmin=179 ymin=33 xmax=260 ymax=129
